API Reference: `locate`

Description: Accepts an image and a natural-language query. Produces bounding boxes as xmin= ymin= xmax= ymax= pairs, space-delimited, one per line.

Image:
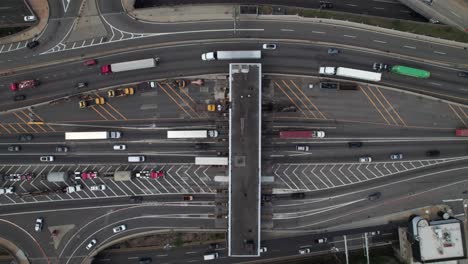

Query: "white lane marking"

xmin=157 ymin=254 xmax=168 ymax=257
xmin=128 ymin=257 xmax=138 ymax=259
xmin=186 ymin=251 xmax=198 ymax=254
xmin=429 ymin=82 xmax=442 ymax=86
xmin=460 ymin=88 xmax=468 ymax=92
xmin=346 ymin=4 xmax=358 ymax=7
xmin=434 ymin=51 xmax=446 ymax=55
xmin=373 ymin=0 xmax=399 ymax=3
xmin=450 ymin=11 xmax=461 ymax=18
xmin=343 ymin=35 xmax=357 ymax=38
xmin=281 ymin=29 xmax=294 ymax=32
xmin=373 ymin=7 xmax=385 ymax=10
xmin=403 ymin=45 xmax=416 ymax=49
xmin=400 ymin=10 xmax=410 ymax=13
xmin=373 ymin=40 xmax=387 ymax=43
xmin=442 ymin=199 xmax=463 ymax=202
xmin=312 ymin=31 xmax=325 ymax=34
xmin=61 ymin=0 xmax=71 ymax=12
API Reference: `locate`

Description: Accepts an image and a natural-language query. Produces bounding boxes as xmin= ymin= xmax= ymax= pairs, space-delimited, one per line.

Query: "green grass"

xmin=0 ymin=27 xmax=28 ymax=38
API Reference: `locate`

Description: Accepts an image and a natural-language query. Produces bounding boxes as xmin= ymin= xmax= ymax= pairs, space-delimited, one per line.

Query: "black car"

xmin=209 ymin=243 xmax=220 ymax=249
xmin=320 ymin=1 xmax=334 ymax=8
xmin=368 ymin=192 xmax=381 ymax=201
xmin=261 ymin=194 xmax=273 ymax=202
xmin=195 ymin=143 xmax=209 ymax=150
xmin=426 ymin=150 xmax=440 ymax=157
xmin=76 ymin=82 xmax=88 ymax=88
xmin=56 ymin=146 xmax=69 ymax=152
xmin=130 ymin=196 xmax=143 ymax=203
xmin=18 ymin=134 xmax=33 ymax=141
xmin=458 ymin=72 xmax=468 ymax=78
xmin=139 ymin=257 xmax=152 ymax=264
xmin=320 ymin=82 xmax=339 ymax=89
xmin=348 ymin=142 xmax=363 ymax=148
xmin=13 ymin=95 xmax=26 ymax=101
xmin=27 ymin=41 xmax=39 ymax=49
xmin=291 ymin=192 xmax=305 ymax=199
xmin=8 ymin=145 xmax=21 ymax=152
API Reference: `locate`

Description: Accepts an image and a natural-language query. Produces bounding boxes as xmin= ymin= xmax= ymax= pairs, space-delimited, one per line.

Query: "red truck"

xmin=10 ymin=80 xmax=39 ymax=91
xmin=279 ymin=131 xmax=326 ymax=139
xmin=455 ymin=128 xmax=468 ymax=136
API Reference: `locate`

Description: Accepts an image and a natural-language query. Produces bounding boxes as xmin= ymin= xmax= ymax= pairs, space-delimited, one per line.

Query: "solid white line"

xmin=128 ymin=257 xmax=138 ymax=259
xmin=373 ymin=40 xmax=386 ymax=43
xmin=429 ymin=82 xmax=442 ymax=86
xmin=312 ymin=31 xmax=325 ymax=34
xmin=403 ymin=45 xmax=416 ymax=49
xmin=450 ymin=11 xmax=461 ymax=18
xmin=346 ymin=4 xmax=358 ymax=7
xmin=442 ymin=199 xmax=463 ymax=202
xmin=344 ymin=35 xmax=357 ymax=38
xmin=373 ymin=7 xmax=385 ymax=10
xmin=281 ymin=29 xmax=294 ymax=32
xmin=434 ymin=51 xmax=446 ymax=55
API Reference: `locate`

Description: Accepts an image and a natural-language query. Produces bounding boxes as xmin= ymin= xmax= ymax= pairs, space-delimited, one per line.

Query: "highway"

xmin=0 ymin=0 xmax=468 ymax=263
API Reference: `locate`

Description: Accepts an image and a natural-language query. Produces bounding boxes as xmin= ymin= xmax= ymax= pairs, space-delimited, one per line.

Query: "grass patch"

xmin=0 ymin=27 xmax=28 ymax=38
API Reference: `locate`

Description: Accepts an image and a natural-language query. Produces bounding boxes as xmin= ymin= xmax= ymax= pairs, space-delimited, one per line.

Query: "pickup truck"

xmin=79 ymin=96 xmax=105 ymax=108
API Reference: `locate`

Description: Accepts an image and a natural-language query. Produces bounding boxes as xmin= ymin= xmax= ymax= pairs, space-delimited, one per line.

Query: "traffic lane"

xmin=272 ymin=162 xmax=468 ymax=229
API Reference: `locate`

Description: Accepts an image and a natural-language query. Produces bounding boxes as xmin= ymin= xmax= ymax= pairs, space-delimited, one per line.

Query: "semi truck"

xmin=319 ymin=67 xmax=382 ymax=82
xmin=455 ymin=128 xmax=468 ymax=136
xmin=101 ymin=57 xmax=159 ymax=74
xmin=195 ymin=157 xmax=229 ymax=166
xmin=167 ymin=130 xmax=218 ymax=139
xmin=65 ymin=131 xmax=121 ymax=140
xmin=9 ymin=80 xmax=39 ymax=91
xmin=390 ymin=65 xmax=430 ymax=79
xmin=201 ymin=50 xmax=261 ymax=61
xmin=279 ymin=131 xmax=326 ymax=139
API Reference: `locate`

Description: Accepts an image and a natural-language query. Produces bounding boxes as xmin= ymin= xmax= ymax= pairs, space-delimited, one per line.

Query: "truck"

xmin=201 ymin=50 xmax=261 ymax=61
xmin=279 ymin=131 xmax=326 ymax=139
xmin=100 ymin=57 xmax=159 ymax=74
xmin=319 ymin=67 xmax=382 ymax=82
xmin=9 ymin=80 xmax=39 ymax=91
xmin=455 ymin=128 xmax=468 ymax=136
xmin=390 ymin=65 xmax=430 ymax=79
xmin=195 ymin=157 xmax=229 ymax=166
xmin=114 ymin=171 xmax=133 ymax=181
xmin=167 ymin=130 xmax=218 ymax=139
xmin=47 ymin=172 xmax=70 ymax=183
xmin=65 ymin=131 xmax=121 ymax=140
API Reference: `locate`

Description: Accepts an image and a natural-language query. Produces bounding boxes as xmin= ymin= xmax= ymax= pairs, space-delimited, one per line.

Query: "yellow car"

xmin=107 ymin=87 xmax=134 ymax=97
xmin=79 ymin=97 xmax=105 ymax=108
xmin=207 ymin=104 xmax=216 ymax=112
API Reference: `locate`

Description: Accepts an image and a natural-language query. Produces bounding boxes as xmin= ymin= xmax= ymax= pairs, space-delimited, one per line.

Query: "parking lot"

xmin=0 ymin=164 xmax=225 ymax=205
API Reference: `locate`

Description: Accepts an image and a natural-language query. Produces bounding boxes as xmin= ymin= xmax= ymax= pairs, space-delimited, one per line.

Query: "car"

xmin=8 ymin=145 xmax=21 ymax=152
xmin=320 ymin=1 xmax=334 ymax=8
xmin=73 ymin=171 xmax=82 ymax=180
xmin=359 ymin=156 xmax=372 ymax=163
xmin=315 ymin=131 xmax=326 ymax=138
xmin=65 ymin=184 xmax=82 ymax=193
xmin=291 ymin=192 xmax=305 ymax=199
xmin=262 ymin=43 xmax=277 ymax=50
xmin=113 ymin=144 xmax=126 ymax=150
xmin=151 ymin=170 xmax=164 ymax=178
xmin=13 ymin=95 xmax=26 ymax=101
xmin=56 ymin=146 xmax=69 ymax=152
xmin=27 ymin=41 xmax=39 ymax=49
xmin=40 ymin=156 xmax=54 ymax=162
xmin=426 ymin=150 xmax=440 ymax=157
xmin=260 ymin=246 xmax=268 ymax=253
xmin=320 ymin=82 xmax=339 ymax=89
xmin=299 ymin=248 xmax=311 ymax=254
xmin=130 ymin=196 xmax=143 ymax=203
xmin=296 ymin=145 xmax=310 ymax=152
xmin=18 ymin=134 xmax=33 ymax=141
xmin=107 ymin=87 xmax=134 ymax=97
xmin=315 ymin=238 xmax=327 ymax=244
xmin=35 ymin=217 xmax=43 ymax=232
xmin=348 ymin=142 xmax=362 ymax=148
xmin=86 ymin=239 xmax=97 ymax=250
xmin=457 ymin=72 xmax=468 ymax=78
xmin=112 ymin=224 xmax=127 ymax=233
xmin=372 ymin=63 xmax=389 ymax=72
xmin=149 ymin=81 xmax=157 ymax=88
xmin=262 ymin=194 xmax=273 ymax=202
xmin=308 ymin=83 xmax=314 ymax=89
xmin=368 ymin=231 xmax=381 ymax=236
xmin=368 ymin=192 xmax=381 ymax=201
xmin=327 ymin=48 xmax=340 ymax=55
xmin=90 ymin=184 xmax=106 ymax=191
xmin=24 ymin=15 xmax=37 ymax=22
xmin=209 ymin=243 xmax=220 ymax=249
xmin=76 ymin=82 xmax=88 ymax=88
xmin=139 ymin=257 xmax=152 ymax=264
xmin=136 ymin=170 xmax=151 ymax=178
xmin=195 ymin=143 xmax=209 ymax=150
xmin=390 ymin=153 xmax=403 ymax=160
xmin=183 ymin=195 xmax=194 ymax=201
xmin=83 ymin=59 xmax=97 ymax=66
xmin=429 ymin=18 xmax=440 ymax=24
xmin=0 ymin=187 xmax=15 ymax=194
xmin=81 ymin=171 xmax=97 ymax=180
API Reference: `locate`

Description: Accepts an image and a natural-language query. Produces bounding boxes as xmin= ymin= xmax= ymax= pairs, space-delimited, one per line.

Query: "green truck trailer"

xmin=391 ymin=65 xmax=431 ymax=79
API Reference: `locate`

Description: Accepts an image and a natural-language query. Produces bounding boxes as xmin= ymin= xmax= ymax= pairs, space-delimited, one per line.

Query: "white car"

xmin=359 ymin=156 xmax=372 ymax=163
xmin=113 ymin=144 xmax=126 ymax=150
xmin=112 ymin=224 xmax=127 ymax=233
xmin=90 ymin=185 xmax=106 ymax=191
xmin=315 ymin=238 xmax=327 ymax=244
xmin=86 ymin=239 xmax=97 ymax=250
xmin=296 ymin=145 xmax=310 ymax=152
xmin=260 ymin=246 xmax=267 ymax=253
xmin=149 ymin=81 xmax=157 ymax=88
xmin=262 ymin=43 xmax=277 ymax=50
xmin=0 ymin=187 xmax=15 ymax=194
xmin=35 ymin=218 xmax=43 ymax=232
xmin=24 ymin=16 xmax=36 ymax=22
xmin=299 ymin=248 xmax=311 ymax=254
xmin=65 ymin=184 xmax=82 ymax=193
xmin=315 ymin=131 xmax=326 ymax=138
xmin=40 ymin=156 xmax=54 ymax=162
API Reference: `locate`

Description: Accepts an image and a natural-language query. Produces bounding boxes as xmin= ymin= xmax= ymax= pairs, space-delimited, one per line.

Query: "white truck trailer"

xmin=319 ymin=67 xmax=382 ymax=82
xmin=65 ymin=131 xmax=121 ymax=140
xmin=201 ymin=50 xmax=261 ymax=61
xmin=101 ymin=58 xmax=159 ymax=74
xmin=167 ymin=130 xmax=218 ymax=139
xmin=195 ymin=157 xmax=229 ymax=166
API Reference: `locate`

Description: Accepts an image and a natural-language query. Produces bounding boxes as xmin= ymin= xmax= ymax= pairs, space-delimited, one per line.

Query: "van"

xmin=128 ymin=156 xmax=145 ymax=162
xmin=203 ymin=252 xmax=219 ymax=261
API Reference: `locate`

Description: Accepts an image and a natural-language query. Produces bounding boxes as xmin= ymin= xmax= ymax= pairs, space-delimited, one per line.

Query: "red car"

xmin=81 ymin=171 xmax=98 ymax=180
xmin=9 ymin=80 xmax=38 ymax=91
xmin=150 ymin=170 xmax=164 ymax=178
xmin=83 ymin=59 xmax=97 ymax=66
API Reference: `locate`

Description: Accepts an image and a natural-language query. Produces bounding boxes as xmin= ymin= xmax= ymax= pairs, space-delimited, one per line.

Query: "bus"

xmin=167 ymin=130 xmax=218 ymax=139
xmin=65 ymin=131 xmax=121 ymax=140
xmin=391 ymin=65 xmax=430 ymax=79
